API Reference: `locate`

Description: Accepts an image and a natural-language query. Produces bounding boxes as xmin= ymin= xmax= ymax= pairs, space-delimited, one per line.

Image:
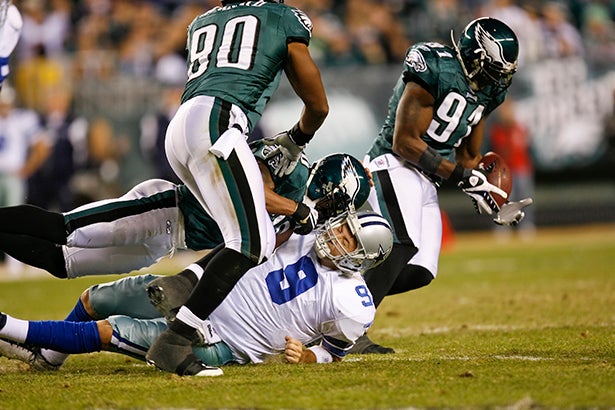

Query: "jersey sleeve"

xmin=283 ymin=7 xmax=312 ymax=45
xmin=319 ymin=277 xmax=375 ymax=358
xmin=401 ymin=43 xmax=445 ymax=98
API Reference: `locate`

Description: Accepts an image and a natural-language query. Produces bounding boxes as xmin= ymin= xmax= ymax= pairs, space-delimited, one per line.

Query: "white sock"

xmin=187 ymin=263 xmax=204 ymax=280
xmin=0 ymin=315 xmax=29 ymax=343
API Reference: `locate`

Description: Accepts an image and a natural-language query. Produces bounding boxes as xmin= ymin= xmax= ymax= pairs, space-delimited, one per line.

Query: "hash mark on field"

xmin=344 ymin=355 xmax=596 ymax=362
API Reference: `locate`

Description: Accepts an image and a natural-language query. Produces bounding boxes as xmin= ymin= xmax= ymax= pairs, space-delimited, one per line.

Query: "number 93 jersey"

xmin=182 ymin=1 xmax=313 ymax=132
xmin=368 ymin=42 xmax=508 ymax=160
xmin=208 ymin=233 xmax=375 ymax=364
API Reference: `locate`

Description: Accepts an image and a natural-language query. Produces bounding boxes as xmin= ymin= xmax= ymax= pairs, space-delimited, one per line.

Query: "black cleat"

xmin=0 ymin=339 xmax=61 ymax=371
xmin=349 ymin=333 xmax=395 ymax=355
xmin=145 ymin=320 xmax=222 ymax=377
xmin=147 ymin=275 xmax=194 ymax=320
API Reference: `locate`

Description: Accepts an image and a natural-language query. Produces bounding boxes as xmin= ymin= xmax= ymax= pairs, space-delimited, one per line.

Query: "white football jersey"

xmin=209 ymin=234 xmax=376 ymax=364
xmin=0 ymin=109 xmax=45 ymax=173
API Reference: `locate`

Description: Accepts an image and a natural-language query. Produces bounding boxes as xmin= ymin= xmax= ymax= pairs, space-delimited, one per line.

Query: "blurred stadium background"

xmin=1 ymin=0 xmax=614 ymax=278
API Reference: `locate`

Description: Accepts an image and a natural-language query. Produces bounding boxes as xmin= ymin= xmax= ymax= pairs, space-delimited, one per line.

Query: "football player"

xmin=357 ymin=17 xmax=532 ymax=353
xmin=0 ymin=0 xmax=22 ymax=89
xmin=0 ymin=145 xmax=370 ymax=279
xmin=147 ymin=0 xmax=329 ymax=375
xmin=0 ymin=209 xmax=393 ymax=374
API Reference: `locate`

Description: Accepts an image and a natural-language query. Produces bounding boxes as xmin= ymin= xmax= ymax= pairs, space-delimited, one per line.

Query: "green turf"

xmin=0 ymin=225 xmax=613 ymax=409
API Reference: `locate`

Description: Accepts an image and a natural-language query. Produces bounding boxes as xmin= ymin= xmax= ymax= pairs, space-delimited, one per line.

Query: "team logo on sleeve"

xmin=292 ymin=9 xmax=313 ymax=34
xmin=406 ymin=49 xmax=427 ymax=72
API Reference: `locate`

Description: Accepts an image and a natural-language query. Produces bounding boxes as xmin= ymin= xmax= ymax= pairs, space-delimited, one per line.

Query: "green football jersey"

xmin=367 ymin=42 xmax=507 ymax=161
xmin=179 ymin=139 xmax=309 ymax=249
xmin=181 ymin=1 xmax=312 ymax=132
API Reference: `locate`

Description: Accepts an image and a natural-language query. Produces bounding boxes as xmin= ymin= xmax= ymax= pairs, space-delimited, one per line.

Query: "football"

xmin=476 ymin=151 xmax=512 ymax=207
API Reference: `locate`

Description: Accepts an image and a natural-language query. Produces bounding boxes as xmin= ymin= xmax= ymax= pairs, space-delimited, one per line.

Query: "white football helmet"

xmin=0 ymin=1 xmax=11 ymax=28
xmin=314 ymin=210 xmax=393 ymax=275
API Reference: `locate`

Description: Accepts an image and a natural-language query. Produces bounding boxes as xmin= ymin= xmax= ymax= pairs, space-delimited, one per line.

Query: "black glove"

xmin=292 ymin=202 xmax=319 ymax=235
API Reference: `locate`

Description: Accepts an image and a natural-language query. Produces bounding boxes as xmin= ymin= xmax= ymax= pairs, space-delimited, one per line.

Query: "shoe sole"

xmin=147 ymin=285 xmax=177 ymax=320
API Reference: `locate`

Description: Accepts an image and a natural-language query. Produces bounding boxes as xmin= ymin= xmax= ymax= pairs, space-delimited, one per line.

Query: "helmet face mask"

xmin=0 ymin=0 xmax=11 ymax=28
xmin=222 ymin=0 xmax=283 ymax=4
xmin=451 ymin=17 xmax=519 ymax=93
xmin=306 ymin=153 xmax=371 ymax=222
xmin=314 ymin=210 xmax=393 ymax=275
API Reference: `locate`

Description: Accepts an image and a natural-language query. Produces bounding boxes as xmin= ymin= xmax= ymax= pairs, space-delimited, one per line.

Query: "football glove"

xmin=263 ymin=126 xmax=307 ymax=177
xmin=292 ymin=202 xmax=319 ymax=235
xmin=457 ymin=169 xmax=508 ymax=215
xmin=493 ymin=197 xmax=534 ymax=226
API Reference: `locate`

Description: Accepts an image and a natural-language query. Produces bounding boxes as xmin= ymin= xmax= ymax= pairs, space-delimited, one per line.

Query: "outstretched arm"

xmin=284 ymin=336 xmax=342 ymax=364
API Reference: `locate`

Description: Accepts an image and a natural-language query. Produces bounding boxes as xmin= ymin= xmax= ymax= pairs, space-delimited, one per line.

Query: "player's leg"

xmin=29 ymin=274 xmax=163 ymax=369
xmin=0 ymin=233 xmax=67 ymax=277
xmin=354 ymin=166 xmax=439 ymax=354
xmin=146 ymin=97 xmax=274 ymax=376
xmin=0 ymin=312 xmax=105 ymax=355
xmin=63 ymin=243 xmax=172 ymax=278
xmin=107 ymin=316 xmax=231 ymax=369
xmin=64 ymin=179 xmax=180 ymax=249
xmin=0 ymin=205 xmax=66 ymax=242
xmin=386 ymin=201 xmax=441 ymax=296
xmin=362 ymin=166 xmax=427 ymax=305
xmin=147 ymin=244 xmax=224 ymax=320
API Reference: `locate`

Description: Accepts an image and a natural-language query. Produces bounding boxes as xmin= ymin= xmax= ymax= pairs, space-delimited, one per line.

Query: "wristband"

xmin=288 ymin=123 xmax=313 ymax=146
xmin=449 ymin=164 xmax=470 ymax=185
xmin=292 ymin=202 xmax=310 ymax=222
xmin=307 ymin=345 xmax=334 ymax=363
xmin=417 ymin=146 xmax=444 ymax=175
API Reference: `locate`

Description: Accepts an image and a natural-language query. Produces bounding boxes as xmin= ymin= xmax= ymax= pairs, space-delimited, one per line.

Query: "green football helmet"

xmin=222 ymin=0 xmax=283 ymax=3
xmin=306 ymin=153 xmax=371 ymax=222
xmin=314 ymin=210 xmax=393 ymax=275
xmin=451 ymin=17 xmax=519 ymax=93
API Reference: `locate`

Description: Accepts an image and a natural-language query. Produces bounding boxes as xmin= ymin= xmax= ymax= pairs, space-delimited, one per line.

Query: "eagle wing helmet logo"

xmin=474 ymin=22 xmax=516 ymax=72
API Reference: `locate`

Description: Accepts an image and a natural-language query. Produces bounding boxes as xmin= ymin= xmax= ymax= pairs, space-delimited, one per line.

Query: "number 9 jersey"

xmin=182 ymin=2 xmax=313 ymax=132
xmin=367 ymin=42 xmax=508 ymax=161
xmin=208 ymin=233 xmax=375 ymax=364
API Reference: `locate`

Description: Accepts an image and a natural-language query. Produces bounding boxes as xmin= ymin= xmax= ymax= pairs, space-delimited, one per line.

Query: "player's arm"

xmin=258 ymin=159 xmax=317 ymax=236
xmin=454 ymin=118 xmax=486 ymax=169
xmin=284 ymin=336 xmax=342 ymax=364
xmin=264 ymin=42 xmax=329 ymax=177
xmin=258 ymin=160 xmax=298 ymax=216
xmin=284 ymin=41 xmax=329 ymax=137
xmin=391 ymin=81 xmax=459 ymax=180
xmin=392 ymin=82 xmax=502 ymax=214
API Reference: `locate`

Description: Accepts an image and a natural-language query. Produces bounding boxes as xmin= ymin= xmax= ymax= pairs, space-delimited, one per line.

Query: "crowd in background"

xmin=1 ymin=0 xmax=614 ymax=272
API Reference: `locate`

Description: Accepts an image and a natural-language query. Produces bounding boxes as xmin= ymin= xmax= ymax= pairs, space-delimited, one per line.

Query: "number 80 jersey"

xmin=368 ymin=42 xmax=508 ymax=161
xmin=182 ymin=1 xmax=313 ymax=132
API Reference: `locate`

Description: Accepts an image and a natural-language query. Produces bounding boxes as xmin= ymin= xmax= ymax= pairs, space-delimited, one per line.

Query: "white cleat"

xmin=0 ymin=338 xmax=60 ymax=371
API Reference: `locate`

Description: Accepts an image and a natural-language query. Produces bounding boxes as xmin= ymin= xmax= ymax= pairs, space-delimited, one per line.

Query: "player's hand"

xmin=284 ymin=335 xmax=304 ymax=364
xmin=457 ymin=169 xmax=507 ymax=215
xmin=263 ymin=130 xmax=305 ymax=177
xmin=493 ymin=197 xmax=533 ymax=226
xmin=292 ymin=202 xmax=318 ymax=235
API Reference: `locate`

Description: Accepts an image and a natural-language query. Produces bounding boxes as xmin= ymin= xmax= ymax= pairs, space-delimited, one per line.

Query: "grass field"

xmin=0 ymin=224 xmax=613 ymax=409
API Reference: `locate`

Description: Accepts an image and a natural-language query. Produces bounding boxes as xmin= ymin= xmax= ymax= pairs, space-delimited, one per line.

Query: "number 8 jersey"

xmin=182 ymin=1 xmax=313 ymax=132
xmin=368 ymin=42 xmax=508 ymax=161
xmin=208 ymin=233 xmax=376 ymax=364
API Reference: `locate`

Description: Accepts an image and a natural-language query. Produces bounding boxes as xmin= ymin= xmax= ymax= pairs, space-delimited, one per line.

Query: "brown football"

xmin=477 ymin=151 xmax=513 ymax=207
